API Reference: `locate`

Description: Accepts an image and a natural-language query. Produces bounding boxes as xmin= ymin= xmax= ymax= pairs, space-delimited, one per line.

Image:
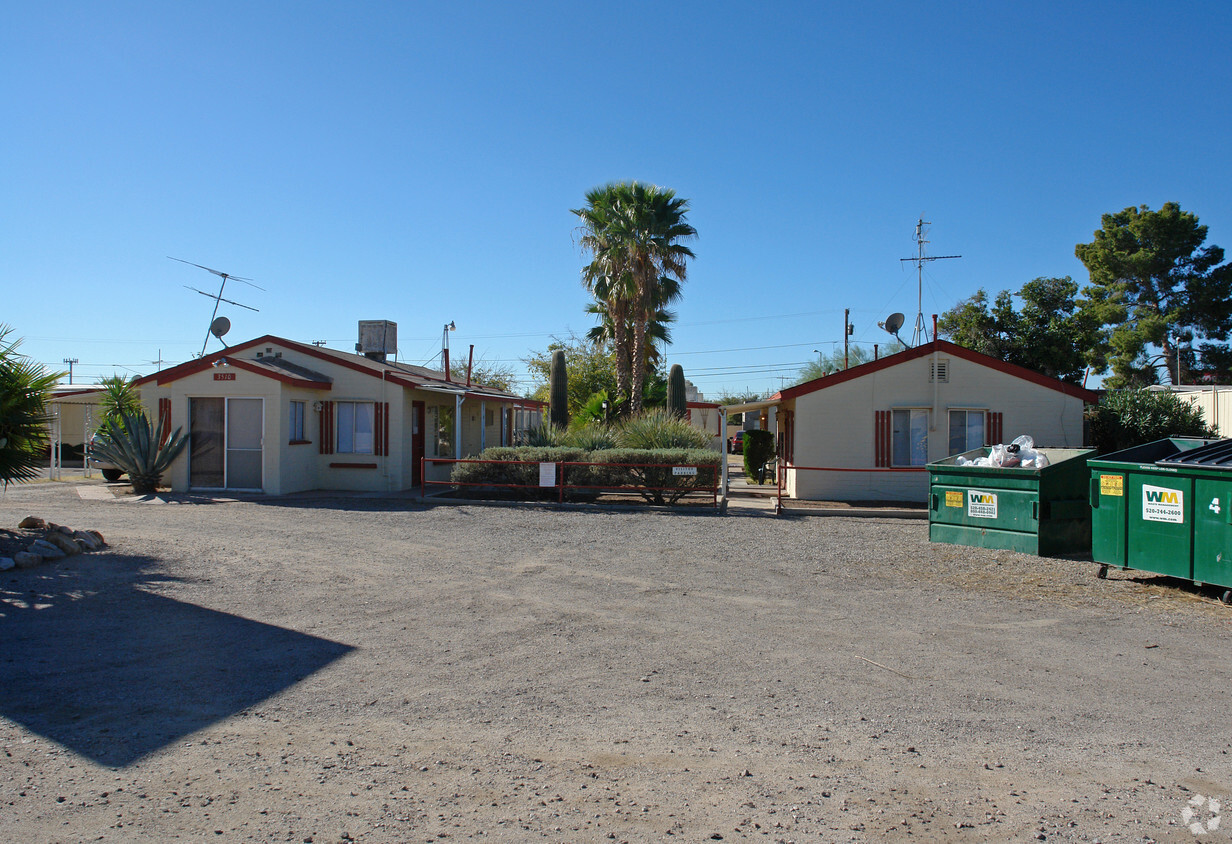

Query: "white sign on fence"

xmin=538 ymin=462 xmax=556 ymax=488
xmin=672 ymin=466 xmax=697 ymax=476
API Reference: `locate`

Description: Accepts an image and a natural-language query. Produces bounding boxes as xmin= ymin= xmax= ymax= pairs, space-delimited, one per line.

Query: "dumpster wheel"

xmin=1221 ymin=590 xmax=1232 ymax=606
xmin=1096 ymin=564 xmax=1109 ymax=580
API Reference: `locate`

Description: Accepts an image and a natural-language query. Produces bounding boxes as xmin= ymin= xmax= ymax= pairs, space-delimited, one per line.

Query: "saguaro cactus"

xmin=667 ymin=364 xmax=687 ymax=419
xmin=549 ymin=349 xmax=569 ymax=429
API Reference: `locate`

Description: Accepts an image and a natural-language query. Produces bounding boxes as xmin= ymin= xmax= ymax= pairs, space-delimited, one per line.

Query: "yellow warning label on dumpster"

xmin=1100 ymin=474 xmax=1124 ymax=497
xmin=945 ymin=490 xmax=963 ymax=507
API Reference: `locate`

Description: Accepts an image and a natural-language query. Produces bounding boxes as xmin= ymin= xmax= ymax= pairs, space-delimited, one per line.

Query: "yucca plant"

xmin=91 ymin=411 xmax=189 ymax=494
xmin=0 ymin=326 xmax=63 ymax=486
xmin=96 ymin=374 xmax=142 ymax=429
xmin=616 ymin=407 xmax=711 ymax=450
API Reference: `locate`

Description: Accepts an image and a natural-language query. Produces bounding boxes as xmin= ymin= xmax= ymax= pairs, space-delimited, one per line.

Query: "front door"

xmin=411 ymin=401 xmax=425 ymax=486
xmin=189 ymin=397 xmax=263 ymax=490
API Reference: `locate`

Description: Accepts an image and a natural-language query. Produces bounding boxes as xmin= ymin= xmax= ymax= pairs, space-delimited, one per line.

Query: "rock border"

xmin=0 ymin=516 xmax=108 ymax=571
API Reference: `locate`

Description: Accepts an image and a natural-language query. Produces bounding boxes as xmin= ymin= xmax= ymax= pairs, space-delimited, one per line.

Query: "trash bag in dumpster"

xmin=957 ymin=435 xmax=1050 ymax=469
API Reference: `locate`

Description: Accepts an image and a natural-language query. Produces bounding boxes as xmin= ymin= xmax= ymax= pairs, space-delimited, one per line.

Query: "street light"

xmin=442 ymin=321 xmax=456 ymax=381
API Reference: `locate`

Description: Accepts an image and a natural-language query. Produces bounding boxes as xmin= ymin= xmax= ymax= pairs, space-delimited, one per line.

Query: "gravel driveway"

xmin=1 ymin=481 xmax=1229 ymax=843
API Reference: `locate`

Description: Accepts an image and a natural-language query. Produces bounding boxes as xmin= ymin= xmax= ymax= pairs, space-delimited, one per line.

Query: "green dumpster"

xmin=928 ymin=447 xmax=1095 ymax=556
xmin=1088 ymin=437 xmax=1232 ymax=592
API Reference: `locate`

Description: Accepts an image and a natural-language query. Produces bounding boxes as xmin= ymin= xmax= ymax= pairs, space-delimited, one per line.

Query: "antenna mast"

xmin=169 ymin=257 xmax=264 ymax=356
xmin=899 ymin=218 xmax=960 ymax=346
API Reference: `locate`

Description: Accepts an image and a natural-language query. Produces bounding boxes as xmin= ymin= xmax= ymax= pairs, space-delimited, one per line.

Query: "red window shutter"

xmin=320 ymin=401 xmax=335 ymax=455
xmin=383 ymin=402 xmax=390 ymax=456
xmin=875 ymin=410 xmax=891 ymax=467
xmin=985 ymin=411 xmax=1003 ymax=446
xmin=374 ymin=403 xmax=383 ymax=456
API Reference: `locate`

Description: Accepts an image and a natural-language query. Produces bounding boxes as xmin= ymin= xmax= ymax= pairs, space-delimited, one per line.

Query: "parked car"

xmin=87 ymin=432 xmax=125 ymax=482
xmin=728 ymin=430 xmax=745 ymax=454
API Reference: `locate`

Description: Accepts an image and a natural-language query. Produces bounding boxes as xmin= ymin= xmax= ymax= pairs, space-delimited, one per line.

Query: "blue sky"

xmin=4 ymin=2 xmax=1230 ymax=397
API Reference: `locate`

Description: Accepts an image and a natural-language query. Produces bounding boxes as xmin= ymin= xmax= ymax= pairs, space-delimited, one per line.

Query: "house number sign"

xmin=214 ymin=373 xmax=236 ymax=381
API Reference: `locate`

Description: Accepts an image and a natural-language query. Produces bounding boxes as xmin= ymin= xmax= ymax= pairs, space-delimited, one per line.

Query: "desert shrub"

xmin=1087 ymin=390 xmax=1216 ymax=454
xmin=565 ymin=424 xmax=619 ymax=451
xmin=523 ymin=421 xmax=566 ymax=447
xmin=742 ymin=429 xmax=776 ymax=483
xmin=616 ymin=408 xmax=710 ymax=450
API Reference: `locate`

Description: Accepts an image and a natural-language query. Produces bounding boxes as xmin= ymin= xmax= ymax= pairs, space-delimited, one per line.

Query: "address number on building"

xmin=213 ymin=372 xmax=236 ymax=381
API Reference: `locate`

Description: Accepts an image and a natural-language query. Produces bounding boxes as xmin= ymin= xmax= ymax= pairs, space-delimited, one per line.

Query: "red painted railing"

xmin=423 ymin=457 xmax=720 ymax=507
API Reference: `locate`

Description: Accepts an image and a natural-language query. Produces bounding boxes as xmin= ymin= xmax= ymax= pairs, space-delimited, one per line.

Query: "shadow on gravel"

xmin=0 ymin=554 xmax=353 ymax=768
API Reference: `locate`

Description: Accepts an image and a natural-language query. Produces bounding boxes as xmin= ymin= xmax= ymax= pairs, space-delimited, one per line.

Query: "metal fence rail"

xmin=423 ymin=457 xmax=720 ymax=507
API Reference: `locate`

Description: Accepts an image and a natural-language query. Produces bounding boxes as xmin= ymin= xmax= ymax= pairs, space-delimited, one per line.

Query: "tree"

xmin=573 ymin=182 xmax=696 ymax=414
xmin=526 ymin=336 xmax=618 ymax=418
xmin=1075 ymin=203 xmax=1232 ymax=388
xmin=1086 ymin=390 xmax=1215 ymax=454
xmin=448 ymin=359 xmax=519 ymax=393
xmin=792 ymin=343 xmax=905 ymax=386
xmin=939 ymin=277 xmax=1101 ymax=384
xmin=0 ymin=326 xmax=63 ymax=486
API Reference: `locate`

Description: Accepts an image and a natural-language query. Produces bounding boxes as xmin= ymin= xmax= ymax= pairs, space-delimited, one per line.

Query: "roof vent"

xmin=357 ymin=320 xmax=397 ymax=363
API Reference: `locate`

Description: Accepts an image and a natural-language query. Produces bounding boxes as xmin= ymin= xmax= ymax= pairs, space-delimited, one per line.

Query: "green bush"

xmin=449 ymin=445 xmax=720 ymax=505
xmin=616 ymin=408 xmax=711 ymax=450
xmin=1087 ymin=390 xmax=1216 ymax=454
xmin=742 ymin=429 xmax=776 ymax=484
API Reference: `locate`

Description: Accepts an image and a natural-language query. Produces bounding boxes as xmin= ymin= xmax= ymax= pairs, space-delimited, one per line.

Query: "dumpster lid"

xmin=1155 ymin=438 xmax=1232 ymax=469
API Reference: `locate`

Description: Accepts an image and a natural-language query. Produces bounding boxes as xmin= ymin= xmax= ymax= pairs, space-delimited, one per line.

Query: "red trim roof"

xmin=775 ymin=339 xmax=1099 ymax=404
xmin=134 ymin=334 xmax=537 ymax=403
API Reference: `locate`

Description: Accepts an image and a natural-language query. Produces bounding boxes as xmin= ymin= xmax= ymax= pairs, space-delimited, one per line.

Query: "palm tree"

xmin=584 ymin=274 xmax=681 ymax=377
xmin=0 ymin=325 xmax=63 ymax=486
xmin=573 ymin=182 xmax=695 ymax=413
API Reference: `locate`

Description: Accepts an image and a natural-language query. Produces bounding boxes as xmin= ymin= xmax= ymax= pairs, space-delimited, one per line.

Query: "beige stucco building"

xmin=760 ymin=339 xmax=1098 ymax=502
xmin=134 ymin=330 xmax=541 ymax=495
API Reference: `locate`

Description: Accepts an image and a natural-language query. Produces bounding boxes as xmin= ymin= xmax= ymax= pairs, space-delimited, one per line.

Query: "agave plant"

xmin=565 ymin=423 xmax=618 ymax=451
xmin=91 ymin=411 xmax=189 ymax=494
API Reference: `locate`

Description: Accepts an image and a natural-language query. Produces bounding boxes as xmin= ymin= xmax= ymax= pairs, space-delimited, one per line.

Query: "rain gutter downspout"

xmin=931 ymin=315 xmax=939 ymax=433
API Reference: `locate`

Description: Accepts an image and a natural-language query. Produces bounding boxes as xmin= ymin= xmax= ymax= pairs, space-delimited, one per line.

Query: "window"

xmin=892 ymin=409 xmax=929 ymax=466
xmin=289 ymin=401 xmax=305 ymax=442
xmin=949 ymin=409 xmax=985 ymax=455
xmin=436 ymin=404 xmax=454 ymax=457
xmin=336 ymin=401 xmax=374 ymax=454
xmin=485 ymin=408 xmax=495 ymax=427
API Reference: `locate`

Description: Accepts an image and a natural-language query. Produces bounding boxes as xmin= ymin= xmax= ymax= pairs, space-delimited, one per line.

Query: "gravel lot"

xmin=1 ymin=481 xmax=1230 ymax=843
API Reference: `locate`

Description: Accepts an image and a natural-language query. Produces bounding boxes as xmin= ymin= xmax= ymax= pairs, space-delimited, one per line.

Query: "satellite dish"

xmin=210 ymin=316 xmax=231 ymax=339
xmin=883 ymin=312 xmax=905 ymax=335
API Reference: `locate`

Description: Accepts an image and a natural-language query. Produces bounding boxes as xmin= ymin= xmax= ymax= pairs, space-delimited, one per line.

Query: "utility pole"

xmin=900 ymin=218 xmax=960 ymax=346
xmin=844 ymin=308 xmax=852 ymax=369
xmin=63 ymin=358 xmax=78 ymax=384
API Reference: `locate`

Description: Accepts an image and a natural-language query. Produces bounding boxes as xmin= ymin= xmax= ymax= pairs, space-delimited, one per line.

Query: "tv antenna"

xmin=899 ymin=218 xmax=960 ymax=346
xmin=169 ymin=257 xmax=264 ymax=356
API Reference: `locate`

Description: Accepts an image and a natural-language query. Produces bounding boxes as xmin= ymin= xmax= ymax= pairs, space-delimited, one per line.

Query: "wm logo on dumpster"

xmin=967 ymin=490 xmax=998 ymax=519
xmin=1142 ymin=484 xmax=1184 ymax=524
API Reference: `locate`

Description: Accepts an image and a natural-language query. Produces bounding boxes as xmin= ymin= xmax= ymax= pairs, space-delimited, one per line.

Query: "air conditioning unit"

xmin=357 ymin=320 xmax=397 ymax=362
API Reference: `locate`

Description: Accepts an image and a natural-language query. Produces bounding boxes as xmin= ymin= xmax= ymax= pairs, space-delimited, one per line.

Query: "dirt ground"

xmin=1 ymin=480 xmax=1230 ymax=843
